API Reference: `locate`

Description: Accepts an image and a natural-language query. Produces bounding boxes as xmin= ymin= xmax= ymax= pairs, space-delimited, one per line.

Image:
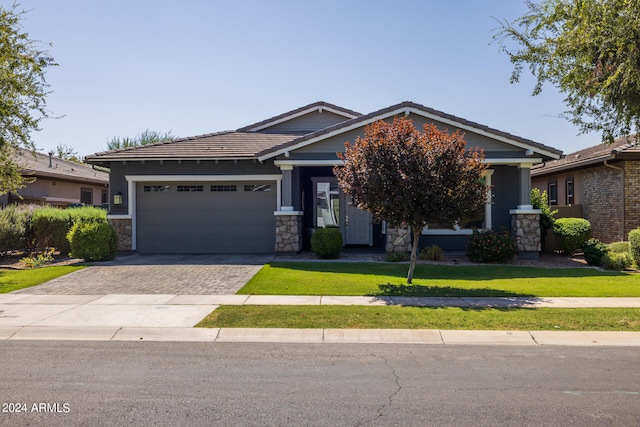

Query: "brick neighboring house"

xmin=531 ymin=136 xmax=640 ymax=243
xmin=0 ymin=150 xmax=110 ymax=208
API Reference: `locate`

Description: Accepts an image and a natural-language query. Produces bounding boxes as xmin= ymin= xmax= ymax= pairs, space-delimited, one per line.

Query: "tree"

xmin=107 ymin=129 xmax=175 ymax=150
xmin=0 ymin=3 xmax=56 ymax=196
xmin=493 ymin=0 xmax=640 ymax=143
xmin=334 ymin=118 xmax=488 ymax=284
xmin=54 ymin=144 xmax=80 ymax=162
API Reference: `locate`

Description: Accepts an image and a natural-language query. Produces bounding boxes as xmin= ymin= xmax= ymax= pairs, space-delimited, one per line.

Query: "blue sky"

xmin=17 ymin=0 xmax=597 ymax=157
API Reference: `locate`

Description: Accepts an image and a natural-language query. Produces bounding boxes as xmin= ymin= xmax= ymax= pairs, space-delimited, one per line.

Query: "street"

xmin=1 ymin=342 xmax=639 ymax=426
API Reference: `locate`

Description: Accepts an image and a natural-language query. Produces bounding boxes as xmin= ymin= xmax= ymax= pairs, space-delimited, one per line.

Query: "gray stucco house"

xmin=85 ymin=101 xmax=562 ymax=255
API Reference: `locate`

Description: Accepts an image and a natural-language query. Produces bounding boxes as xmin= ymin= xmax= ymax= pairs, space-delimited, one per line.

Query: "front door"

xmin=345 ymin=198 xmax=372 ymax=245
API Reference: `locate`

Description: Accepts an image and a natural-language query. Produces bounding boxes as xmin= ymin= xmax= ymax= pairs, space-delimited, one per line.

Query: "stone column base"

xmin=108 ymin=217 xmax=132 ymax=251
xmin=385 ymin=224 xmax=412 ymax=252
xmin=275 ymin=212 xmax=303 ymax=252
xmin=510 ymin=209 xmax=541 ymax=259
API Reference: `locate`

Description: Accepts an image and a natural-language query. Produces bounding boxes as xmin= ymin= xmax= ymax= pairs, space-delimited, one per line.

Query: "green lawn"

xmin=196 ymin=306 xmax=640 ymax=331
xmin=238 ymin=262 xmax=640 ymax=297
xmin=0 ymin=266 xmax=85 ymax=293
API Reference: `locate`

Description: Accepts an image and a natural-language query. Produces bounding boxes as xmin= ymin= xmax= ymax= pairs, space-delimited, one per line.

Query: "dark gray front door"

xmin=136 ymin=181 xmax=276 ymax=253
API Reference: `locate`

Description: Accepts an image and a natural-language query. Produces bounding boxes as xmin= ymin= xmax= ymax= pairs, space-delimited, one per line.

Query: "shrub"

xmin=552 ymin=218 xmax=591 ymax=254
xmin=629 ymin=228 xmax=640 ymax=267
xmin=0 ymin=204 xmax=35 ymax=254
xmin=466 ymin=229 xmax=517 ymax=263
xmin=20 ymin=248 xmax=55 ymax=268
xmin=310 ymin=227 xmax=343 ymax=259
xmin=608 ymin=241 xmax=630 ymax=253
xmin=385 ymin=251 xmax=410 ymax=262
xmin=419 ymin=244 xmax=444 ymax=261
xmin=531 ymin=188 xmax=557 ymax=235
xmin=601 ymin=252 xmax=633 ymax=271
xmin=31 ymin=207 xmax=72 ymax=253
xmin=581 ymin=238 xmax=609 ymax=266
xmin=67 ymin=221 xmax=117 ymax=261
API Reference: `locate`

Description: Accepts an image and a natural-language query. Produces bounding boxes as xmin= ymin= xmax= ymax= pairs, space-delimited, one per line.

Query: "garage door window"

xmin=144 ymin=185 xmax=170 ymax=192
xmin=244 ymin=184 xmax=271 ymax=192
xmin=211 ymin=185 xmax=237 ymax=192
xmin=177 ymin=185 xmax=203 ymax=192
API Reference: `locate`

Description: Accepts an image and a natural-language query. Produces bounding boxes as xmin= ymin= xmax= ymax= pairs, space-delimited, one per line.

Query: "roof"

xmin=531 ymin=135 xmax=640 ymax=176
xmin=256 ymin=101 xmax=563 ymax=161
xmin=85 ymin=131 xmax=300 ymax=162
xmin=16 ymin=150 xmax=109 ymax=184
xmin=85 ymin=101 xmax=562 ymax=164
xmin=237 ymin=101 xmax=361 ymax=132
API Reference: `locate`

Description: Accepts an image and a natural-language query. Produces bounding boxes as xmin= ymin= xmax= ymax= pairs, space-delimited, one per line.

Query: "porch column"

xmin=280 ymin=165 xmax=294 ymax=211
xmin=518 ymin=164 xmax=533 ymax=209
xmin=274 ymin=212 xmax=303 ymax=253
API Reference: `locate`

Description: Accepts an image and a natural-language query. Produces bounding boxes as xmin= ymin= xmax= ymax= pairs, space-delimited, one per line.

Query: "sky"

xmin=14 ymin=0 xmax=598 ymax=158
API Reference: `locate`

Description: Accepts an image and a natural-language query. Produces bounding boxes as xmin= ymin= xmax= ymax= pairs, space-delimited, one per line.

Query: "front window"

xmin=566 ymin=179 xmax=574 ymax=205
xmin=80 ymin=188 xmax=92 ymax=205
xmin=316 ymin=182 xmax=340 ymax=227
xmin=548 ymin=181 xmax=558 ymax=205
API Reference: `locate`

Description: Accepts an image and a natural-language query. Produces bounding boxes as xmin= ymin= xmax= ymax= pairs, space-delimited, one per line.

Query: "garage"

xmin=136 ymin=181 xmax=277 ymax=253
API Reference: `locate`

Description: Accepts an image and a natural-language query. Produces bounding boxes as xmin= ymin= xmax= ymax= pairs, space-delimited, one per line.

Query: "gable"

xmin=259 ymin=110 xmax=354 ymax=134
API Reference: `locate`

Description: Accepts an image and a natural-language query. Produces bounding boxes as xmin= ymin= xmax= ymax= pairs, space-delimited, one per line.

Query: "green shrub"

xmin=310 ymin=227 xmax=343 ymax=259
xmin=67 ymin=221 xmax=117 ymax=261
xmin=385 ymin=251 xmax=410 ymax=262
xmin=67 ymin=206 xmax=108 ymax=223
xmin=31 ymin=207 xmax=72 ymax=253
xmin=20 ymin=248 xmax=55 ymax=268
xmin=608 ymin=241 xmax=630 ymax=253
xmin=466 ymin=229 xmax=517 ymax=263
xmin=629 ymin=228 xmax=640 ymax=267
xmin=581 ymin=238 xmax=609 ymax=266
xmin=601 ymin=252 xmax=633 ymax=271
xmin=531 ymin=188 xmax=557 ymax=236
xmin=552 ymin=218 xmax=591 ymax=254
xmin=0 ymin=204 xmax=35 ymax=253
xmin=419 ymin=244 xmax=444 ymax=261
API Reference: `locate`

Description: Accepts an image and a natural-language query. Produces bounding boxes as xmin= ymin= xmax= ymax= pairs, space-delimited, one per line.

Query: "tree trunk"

xmin=406 ymin=227 xmax=422 ymax=284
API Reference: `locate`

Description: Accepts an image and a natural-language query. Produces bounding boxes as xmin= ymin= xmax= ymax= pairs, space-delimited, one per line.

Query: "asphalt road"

xmin=1 ymin=342 xmax=639 ymax=426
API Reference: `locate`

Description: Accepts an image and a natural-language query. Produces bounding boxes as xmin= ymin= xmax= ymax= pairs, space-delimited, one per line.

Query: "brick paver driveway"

xmin=14 ymin=254 xmax=272 ymax=295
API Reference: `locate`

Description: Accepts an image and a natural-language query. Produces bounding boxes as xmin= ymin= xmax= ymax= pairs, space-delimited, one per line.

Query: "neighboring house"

xmin=531 ymin=136 xmax=640 ymax=243
xmin=85 ymin=101 xmax=562 ymax=255
xmin=0 ymin=150 xmax=109 ymax=208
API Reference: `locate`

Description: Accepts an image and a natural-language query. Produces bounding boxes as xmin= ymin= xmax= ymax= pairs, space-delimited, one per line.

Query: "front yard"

xmin=0 ymin=266 xmax=85 ymax=294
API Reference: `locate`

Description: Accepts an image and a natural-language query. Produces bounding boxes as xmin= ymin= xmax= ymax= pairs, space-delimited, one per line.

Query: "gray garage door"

xmin=136 ymin=181 xmax=276 ymax=253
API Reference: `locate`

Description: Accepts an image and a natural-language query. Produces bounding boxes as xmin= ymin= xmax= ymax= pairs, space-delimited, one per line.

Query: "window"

xmin=80 ymin=188 xmax=92 ymax=205
xmin=101 ymin=189 xmax=108 ymax=204
xmin=244 ymin=184 xmax=271 ymax=192
xmin=144 ymin=185 xmax=170 ymax=192
xmin=566 ymin=178 xmax=574 ymax=205
xmin=548 ymin=181 xmax=558 ymax=205
xmin=210 ymin=185 xmax=237 ymax=192
xmin=316 ymin=182 xmax=340 ymax=227
xmin=177 ymin=185 xmax=203 ymax=192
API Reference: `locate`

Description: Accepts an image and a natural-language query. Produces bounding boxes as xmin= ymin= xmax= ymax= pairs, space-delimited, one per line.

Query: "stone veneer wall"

xmin=624 ymin=161 xmax=640 ymax=238
xmin=275 ymin=214 xmax=302 ymax=252
xmin=511 ymin=213 xmax=541 ymax=256
xmin=108 ymin=218 xmax=132 ymax=251
xmin=385 ymin=224 xmax=412 ymax=252
xmin=583 ymin=164 xmax=624 ymax=242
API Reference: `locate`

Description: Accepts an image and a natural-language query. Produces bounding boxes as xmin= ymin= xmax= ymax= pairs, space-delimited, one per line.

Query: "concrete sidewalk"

xmin=1 ymin=294 xmax=639 ymax=345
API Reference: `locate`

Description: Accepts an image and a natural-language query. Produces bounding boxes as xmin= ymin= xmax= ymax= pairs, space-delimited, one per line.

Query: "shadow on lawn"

xmin=373 ymin=283 xmax=536 ymax=298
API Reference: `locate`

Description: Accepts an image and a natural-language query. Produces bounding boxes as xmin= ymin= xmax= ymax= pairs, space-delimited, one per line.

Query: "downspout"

xmin=604 ymin=159 xmax=624 ymax=240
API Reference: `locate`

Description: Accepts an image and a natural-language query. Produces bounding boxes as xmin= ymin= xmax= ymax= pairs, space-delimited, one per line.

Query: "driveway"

xmin=13 ymin=254 xmax=272 ymax=295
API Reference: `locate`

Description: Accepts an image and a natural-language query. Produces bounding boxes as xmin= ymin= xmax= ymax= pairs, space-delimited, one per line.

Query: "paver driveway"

xmin=13 ymin=254 xmax=272 ymax=295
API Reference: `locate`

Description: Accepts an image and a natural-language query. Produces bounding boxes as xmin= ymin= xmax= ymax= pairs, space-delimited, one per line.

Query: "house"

xmin=0 ymin=150 xmax=109 ymax=208
xmin=85 ymin=101 xmax=562 ymax=256
xmin=531 ymin=136 xmax=640 ymax=243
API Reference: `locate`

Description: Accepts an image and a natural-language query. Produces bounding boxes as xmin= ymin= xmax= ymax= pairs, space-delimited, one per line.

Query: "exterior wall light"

xmin=113 ymin=192 xmax=123 ymax=205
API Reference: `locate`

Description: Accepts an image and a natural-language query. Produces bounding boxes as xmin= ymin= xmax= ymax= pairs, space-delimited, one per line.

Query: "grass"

xmin=196 ymin=306 xmax=640 ymax=331
xmin=238 ymin=262 xmax=640 ymax=297
xmin=0 ymin=266 xmax=85 ymax=293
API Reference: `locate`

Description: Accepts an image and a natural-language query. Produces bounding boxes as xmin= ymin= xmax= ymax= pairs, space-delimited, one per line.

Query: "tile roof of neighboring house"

xmin=85 ymin=131 xmax=300 ymax=162
xmin=531 ymin=135 xmax=640 ymax=176
xmin=16 ymin=150 xmax=109 ymax=185
xmin=256 ymin=101 xmax=563 ymax=160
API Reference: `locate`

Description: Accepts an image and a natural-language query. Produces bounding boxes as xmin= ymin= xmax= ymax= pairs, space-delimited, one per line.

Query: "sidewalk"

xmin=1 ymin=294 xmax=639 ymax=346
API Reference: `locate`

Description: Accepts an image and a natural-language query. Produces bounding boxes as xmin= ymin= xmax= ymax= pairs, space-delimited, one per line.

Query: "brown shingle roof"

xmin=257 ymin=101 xmax=563 ymax=159
xmin=16 ymin=150 xmax=108 ymax=184
xmin=531 ymin=135 xmax=639 ymax=176
xmin=85 ymin=131 xmax=300 ymax=162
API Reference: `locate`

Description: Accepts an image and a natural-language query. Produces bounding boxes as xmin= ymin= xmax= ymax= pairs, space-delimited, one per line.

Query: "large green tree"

xmin=0 ymin=3 xmax=56 ymax=195
xmin=494 ymin=0 xmax=640 ymax=142
xmin=334 ymin=118 xmax=488 ymax=284
xmin=106 ymin=129 xmax=175 ymax=151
